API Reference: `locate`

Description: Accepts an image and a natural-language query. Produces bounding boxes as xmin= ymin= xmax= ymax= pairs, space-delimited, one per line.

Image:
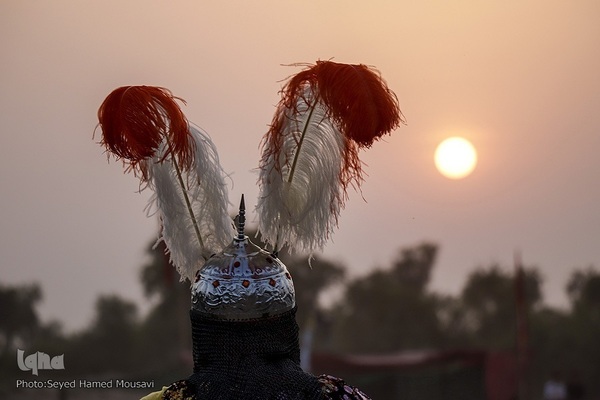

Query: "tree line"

xmin=1 ymin=236 xmax=599 ymax=399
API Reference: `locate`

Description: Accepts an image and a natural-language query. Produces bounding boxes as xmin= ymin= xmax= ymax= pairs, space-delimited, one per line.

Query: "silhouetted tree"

xmin=567 ymin=266 xmax=600 ymax=321
xmin=69 ymin=294 xmax=139 ymax=375
xmin=560 ymin=266 xmax=600 ymax=397
xmin=459 ymin=264 xmax=542 ymax=349
xmin=137 ymin=240 xmax=192 ymax=378
xmin=0 ymin=283 xmax=42 ymax=357
xmin=330 ymin=242 xmax=442 ymax=353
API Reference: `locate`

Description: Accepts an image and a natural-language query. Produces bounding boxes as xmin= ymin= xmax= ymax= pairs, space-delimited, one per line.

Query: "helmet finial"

xmin=237 ymin=194 xmax=246 ymax=241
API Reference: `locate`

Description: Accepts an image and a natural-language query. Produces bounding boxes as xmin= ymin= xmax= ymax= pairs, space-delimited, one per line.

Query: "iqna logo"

xmin=17 ymin=349 xmax=65 ymax=376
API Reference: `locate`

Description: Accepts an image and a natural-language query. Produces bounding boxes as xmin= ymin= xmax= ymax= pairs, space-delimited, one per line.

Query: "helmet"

xmin=191 ymin=198 xmax=295 ymax=320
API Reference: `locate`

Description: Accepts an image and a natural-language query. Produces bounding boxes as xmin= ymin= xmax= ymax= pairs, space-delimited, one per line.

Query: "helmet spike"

xmin=236 ymin=194 xmax=246 ymax=241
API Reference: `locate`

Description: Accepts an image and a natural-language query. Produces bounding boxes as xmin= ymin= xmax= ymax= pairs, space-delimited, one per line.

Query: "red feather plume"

xmin=283 ymin=61 xmax=404 ymax=146
xmin=97 ymin=85 xmax=193 ymax=180
xmin=264 ymin=61 xmax=405 ymax=192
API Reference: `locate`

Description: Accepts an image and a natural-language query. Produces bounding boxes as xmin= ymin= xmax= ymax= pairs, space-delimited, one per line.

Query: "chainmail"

xmin=189 ymin=307 xmax=324 ymax=400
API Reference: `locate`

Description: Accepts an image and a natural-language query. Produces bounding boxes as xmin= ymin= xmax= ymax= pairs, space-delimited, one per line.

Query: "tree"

xmin=69 ymin=294 xmax=139 ymax=375
xmin=459 ymin=264 xmax=542 ymax=349
xmin=0 ymin=283 xmax=42 ymax=357
xmin=567 ymin=266 xmax=600 ymax=322
xmin=330 ymin=242 xmax=442 ymax=353
xmin=561 ymin=266 xmax=600 ymax=397
xmin=137 ymin=240 xmax=192 ymax=378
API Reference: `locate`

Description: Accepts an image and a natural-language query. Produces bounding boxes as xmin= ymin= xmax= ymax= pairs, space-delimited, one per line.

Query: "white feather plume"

xmin=144 ymin=125 xmax=234 ymax=281
xmin=258 ymin=90 xmax=346 ymax=254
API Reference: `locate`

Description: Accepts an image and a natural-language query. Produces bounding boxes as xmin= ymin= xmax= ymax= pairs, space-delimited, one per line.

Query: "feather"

xmin=97 ymin=86 xmax=233 ymax=281
xmin=145 ymin=126 xmax=234 ymax=281
xmin=97 ymin=86 xmax=193 ymax=180
xmin=258 ymin=61 xmax=404 ymax=254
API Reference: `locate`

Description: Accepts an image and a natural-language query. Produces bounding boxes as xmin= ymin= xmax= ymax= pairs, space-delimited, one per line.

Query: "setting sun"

xmin=434 ymin=137 xmax=478 ymax=179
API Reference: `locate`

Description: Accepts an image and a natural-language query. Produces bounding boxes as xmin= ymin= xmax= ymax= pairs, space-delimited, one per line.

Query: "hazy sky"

xmin=1 ymin=1 xmax=599 ymax=331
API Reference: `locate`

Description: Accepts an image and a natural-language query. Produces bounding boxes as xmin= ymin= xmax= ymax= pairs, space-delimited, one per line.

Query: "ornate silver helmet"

xmin=191 ymin=196 xmax=296 ymax=320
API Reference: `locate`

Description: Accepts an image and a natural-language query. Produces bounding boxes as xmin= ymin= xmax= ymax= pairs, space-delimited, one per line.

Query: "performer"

xmin=96 ymin=61 xmax=403 ymax=399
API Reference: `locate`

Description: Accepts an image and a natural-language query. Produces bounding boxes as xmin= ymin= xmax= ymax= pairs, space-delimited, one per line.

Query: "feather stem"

xmin=287 ymin=98 xmax=318 ymax=184
xmin=170 ymin=153 xmax=206 ymax=253
xmin=272 ymin=232 xmax=281 ymax=256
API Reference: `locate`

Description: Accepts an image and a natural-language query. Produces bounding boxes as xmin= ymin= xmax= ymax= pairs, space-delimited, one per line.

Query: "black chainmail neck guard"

xmin=189 ymin=307 xmax=324 ymax=399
